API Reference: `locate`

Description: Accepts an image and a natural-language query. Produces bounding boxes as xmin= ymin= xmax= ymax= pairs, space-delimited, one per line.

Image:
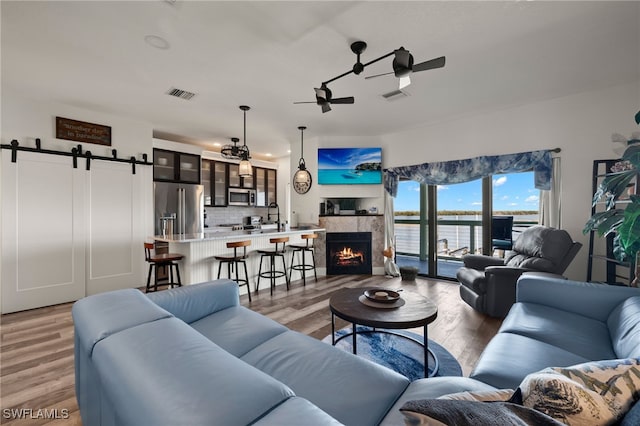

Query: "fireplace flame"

xmin=335 ymin=246 xmax=364 ymax=265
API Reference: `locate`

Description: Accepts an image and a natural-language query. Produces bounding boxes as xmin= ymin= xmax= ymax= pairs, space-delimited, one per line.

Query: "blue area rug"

xmin=322 ymin=326 xmax=462 ymax=382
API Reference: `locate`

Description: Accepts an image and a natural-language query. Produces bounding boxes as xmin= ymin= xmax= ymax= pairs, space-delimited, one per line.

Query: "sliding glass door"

xmin=394 ymin=171 xmax=539 ymax=279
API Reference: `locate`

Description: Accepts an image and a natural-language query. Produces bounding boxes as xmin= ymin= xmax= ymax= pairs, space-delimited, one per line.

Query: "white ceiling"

xmin=2 ymin=1 xmax=639 ymax=159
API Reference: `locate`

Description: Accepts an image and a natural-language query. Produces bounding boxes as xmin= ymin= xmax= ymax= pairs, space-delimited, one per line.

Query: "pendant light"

xmin=238 ymin=105 xmax=252 ymax=178
xmin=293 ymin=126 xmax=312 ymax=194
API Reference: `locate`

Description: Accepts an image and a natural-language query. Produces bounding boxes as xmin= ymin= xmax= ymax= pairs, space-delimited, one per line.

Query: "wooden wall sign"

xmin=55 ymin=116 xmax=111 ymax=146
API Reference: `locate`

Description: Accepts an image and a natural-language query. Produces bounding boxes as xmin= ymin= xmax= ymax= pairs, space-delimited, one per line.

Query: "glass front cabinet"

xmin=228 ymin=164 xmax=254 ymax=189
xmin=202 ymin=160 xmax=229 ymax=207
xmin=153 ymin=148 xmax=201 ymax=184
xmin=255 ymin=167 xmax=277 ymax=207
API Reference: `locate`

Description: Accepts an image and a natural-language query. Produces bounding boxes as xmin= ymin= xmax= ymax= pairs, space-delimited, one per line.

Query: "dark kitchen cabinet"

xmin=255 ymin=167 xmax=277 ymax=207
xmin=228 ymin=163 xmax=254 ymax=189
xmin=202 ymin=159 xmax=228 ymax=207
xmin=153 ymin=149 xmax=201 ymax=184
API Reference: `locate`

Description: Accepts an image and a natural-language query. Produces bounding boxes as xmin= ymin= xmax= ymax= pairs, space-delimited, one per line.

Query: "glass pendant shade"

xmin=292 ymin=126 xmax=312 ymax=194
xmin=239 ymin=154 xmax=253 ymax=178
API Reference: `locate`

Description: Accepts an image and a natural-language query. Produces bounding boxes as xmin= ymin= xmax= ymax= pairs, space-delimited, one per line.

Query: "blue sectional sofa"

xmin=72 ymin=275 xmax=640 ymax=425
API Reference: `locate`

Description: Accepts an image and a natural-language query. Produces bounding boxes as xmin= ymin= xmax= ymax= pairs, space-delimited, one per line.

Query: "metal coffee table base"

xmin=331 ymin=314 xmax=439 ymax=378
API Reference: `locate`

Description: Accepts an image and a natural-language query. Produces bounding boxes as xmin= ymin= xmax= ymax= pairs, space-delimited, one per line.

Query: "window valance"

xmin=383 ymin=149 xmax=553 ymax=197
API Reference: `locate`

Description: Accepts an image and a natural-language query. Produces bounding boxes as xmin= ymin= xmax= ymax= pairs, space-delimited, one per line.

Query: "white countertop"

xmin=154 ymin=226 xmax=325 ymax=243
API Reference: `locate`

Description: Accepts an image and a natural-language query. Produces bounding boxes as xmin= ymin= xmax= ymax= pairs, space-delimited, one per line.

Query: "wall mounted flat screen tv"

xmin=317 ymin=147 xmax=382 ymax=185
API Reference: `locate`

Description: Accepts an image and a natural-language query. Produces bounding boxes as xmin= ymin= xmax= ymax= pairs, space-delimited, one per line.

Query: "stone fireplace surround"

xmin=316 ymin=215 xmax=385 ymax=275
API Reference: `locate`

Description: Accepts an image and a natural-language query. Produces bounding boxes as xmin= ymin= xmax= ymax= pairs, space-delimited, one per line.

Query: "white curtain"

xmin=384 ymin=191 xmax=400 ymax=277
xmin=539 ymin=156 xmax=561 ymax=228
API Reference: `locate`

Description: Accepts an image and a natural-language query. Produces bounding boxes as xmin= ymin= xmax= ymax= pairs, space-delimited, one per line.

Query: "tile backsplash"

xmin=205 ymin=206 xmax=273 ymax=227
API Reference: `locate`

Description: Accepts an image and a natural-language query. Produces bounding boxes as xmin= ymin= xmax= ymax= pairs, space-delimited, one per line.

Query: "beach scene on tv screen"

xmin=318 ymin=147 xmax=382 ymax=185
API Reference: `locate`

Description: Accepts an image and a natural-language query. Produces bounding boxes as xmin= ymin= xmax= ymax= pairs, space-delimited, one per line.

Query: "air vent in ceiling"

xmin=166 ymin=87 xmax=196 ymax=100
xmin=380 ymin=89 xmax=409 ymax=101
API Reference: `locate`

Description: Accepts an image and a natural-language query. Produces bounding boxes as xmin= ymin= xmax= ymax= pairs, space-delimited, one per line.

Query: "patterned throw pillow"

xmin=518 ymin=358 xmax=640 ymax=426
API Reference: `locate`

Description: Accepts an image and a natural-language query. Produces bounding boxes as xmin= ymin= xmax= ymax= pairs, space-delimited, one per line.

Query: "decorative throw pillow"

xmin=439 ymin=388 xmax=516 ymax=402
xmin=399 ymin=399 xmax=565 ymax=426
xmin=518 ymin=358 xmax=640 ymax=426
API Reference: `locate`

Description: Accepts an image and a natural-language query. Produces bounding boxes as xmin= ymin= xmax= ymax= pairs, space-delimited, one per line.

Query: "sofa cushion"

xmin=191 ymin=305 xmax=288 ymax=357
xmin=92 ymin=317 xmax=294 ymax=426
xmin=72 ymin=288 xmax=172 ymax=356
xmin=252 ymin=397 xmax=343 ymax=425
xmin=608 ymin=296 xmax=640 ymax=358
xmin=146 ymin=279 xmax=239 ymax=324
xmin=518 ymin=358 xmax=640 ymax=426
xmin=470 ymin=333 xmax=590 ymax=389
xmin=379 ymin=377 xmax=498 ymax=426
xmin=500 ymin=303 xmax=616 ymax=360
xmin=241 ymin=330 xmax=409 ymax=426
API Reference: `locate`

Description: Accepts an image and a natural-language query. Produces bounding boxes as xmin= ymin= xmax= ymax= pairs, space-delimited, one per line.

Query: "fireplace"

xmin=326 ymin=232 xmax=372 ymax=275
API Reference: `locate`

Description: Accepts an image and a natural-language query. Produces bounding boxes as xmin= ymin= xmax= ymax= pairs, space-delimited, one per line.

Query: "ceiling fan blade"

xmin=293 ymin=101 xmax=317 ymax=104
xmin=412 ymin=56 xmax=446 ymax=72
xmin=330 ymin=97 xmax=355 ymax=104
xmin=365 ymin=71 xmax=394 ymax=80
xmin=321 ymin=103 xmax=331 ymax=113
xmin=399 ymin=76 xmax=411 ymax=90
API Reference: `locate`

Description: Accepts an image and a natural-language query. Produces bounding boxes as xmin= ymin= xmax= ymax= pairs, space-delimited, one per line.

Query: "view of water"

xmin=317 ymin=169 xmax=382 ymax=185
xmin=394 ymin=214 xmax=538 ymax=257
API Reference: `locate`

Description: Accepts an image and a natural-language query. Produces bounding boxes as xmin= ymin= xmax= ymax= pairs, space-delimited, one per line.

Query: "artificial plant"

xmin=584 ymin=111 xmax=640 ymax=264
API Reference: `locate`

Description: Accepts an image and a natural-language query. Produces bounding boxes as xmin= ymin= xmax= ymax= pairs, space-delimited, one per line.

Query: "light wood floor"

xmin=0 ymin=274 xmax=501 ymax=425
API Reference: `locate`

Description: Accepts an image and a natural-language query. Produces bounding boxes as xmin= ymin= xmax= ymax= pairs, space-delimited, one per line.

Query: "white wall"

xmin=291 ymin=81 xmax=640 ymax=281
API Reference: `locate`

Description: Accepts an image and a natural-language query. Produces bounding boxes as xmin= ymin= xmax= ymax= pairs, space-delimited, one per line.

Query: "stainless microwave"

xmin=228 ymin=188 xmax=256 ymax=206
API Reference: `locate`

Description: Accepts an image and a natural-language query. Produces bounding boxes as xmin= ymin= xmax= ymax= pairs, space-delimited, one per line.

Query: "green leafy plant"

xmin=584 ymin=111 xmax=640 ymax=262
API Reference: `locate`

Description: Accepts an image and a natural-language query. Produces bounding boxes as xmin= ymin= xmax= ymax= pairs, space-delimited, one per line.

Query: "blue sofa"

xmin=73 ymin=275 xmax=640 ymax=425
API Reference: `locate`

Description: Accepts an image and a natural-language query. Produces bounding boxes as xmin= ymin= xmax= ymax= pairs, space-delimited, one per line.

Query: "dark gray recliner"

xmin=456 ymin=225 xmax=582 ymax=318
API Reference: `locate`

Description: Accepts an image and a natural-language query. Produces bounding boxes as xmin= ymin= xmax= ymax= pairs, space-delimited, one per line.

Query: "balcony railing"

xmin=394 ymin=217 xmax=538 ymax=260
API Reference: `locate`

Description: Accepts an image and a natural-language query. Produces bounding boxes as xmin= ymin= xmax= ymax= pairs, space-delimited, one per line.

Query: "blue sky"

xmin=394 ymin=171 xmax=540 ymax=211
xmin=317 ymin=148 xmax=381 ymax=169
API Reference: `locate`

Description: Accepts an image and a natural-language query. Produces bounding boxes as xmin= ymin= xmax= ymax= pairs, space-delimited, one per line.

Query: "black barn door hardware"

xmin=1 ymin=139 xmax=152 ymax=174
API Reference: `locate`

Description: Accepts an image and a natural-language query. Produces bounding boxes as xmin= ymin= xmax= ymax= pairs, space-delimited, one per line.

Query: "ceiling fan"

xmin=365 ymin=47 xmax=446 ymax=89
xmin=293 ymin=83 xmax=354 ymax=113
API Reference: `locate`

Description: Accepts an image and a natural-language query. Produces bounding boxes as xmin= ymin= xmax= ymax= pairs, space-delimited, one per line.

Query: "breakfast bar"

xmin=154 ymin=227 xmax=325 ymax=296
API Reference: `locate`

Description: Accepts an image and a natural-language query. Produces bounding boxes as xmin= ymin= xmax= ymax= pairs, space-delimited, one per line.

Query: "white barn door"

xmin=85 ymin=161 xmax=147 ymax=295
xmin=1 ymin=151 xmax=86 ymax=313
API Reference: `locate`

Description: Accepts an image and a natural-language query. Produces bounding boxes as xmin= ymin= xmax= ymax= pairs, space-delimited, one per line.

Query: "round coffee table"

xmin=329 ymin=287 xmax=438 ymax=378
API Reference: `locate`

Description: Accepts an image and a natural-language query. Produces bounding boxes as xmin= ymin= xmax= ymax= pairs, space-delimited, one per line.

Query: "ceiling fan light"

xmin=399 ymin=76 xmax=411 ymax=90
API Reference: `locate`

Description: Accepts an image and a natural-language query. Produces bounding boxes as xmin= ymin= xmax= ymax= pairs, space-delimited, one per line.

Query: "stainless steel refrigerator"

xmin=154 ymin=182 xmax=204 ymax=235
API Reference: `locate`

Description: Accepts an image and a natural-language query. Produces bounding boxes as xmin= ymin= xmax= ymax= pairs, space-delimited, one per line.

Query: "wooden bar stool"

xmin=289 ymin=233 xmax=318 ymax=287
xmin=144 ymin=242 xmax=183 ymax=293
xmin=256 ymin=237 xmax=289 ymax=295
xmin=214 ymin=240 xmax=252 ymax=302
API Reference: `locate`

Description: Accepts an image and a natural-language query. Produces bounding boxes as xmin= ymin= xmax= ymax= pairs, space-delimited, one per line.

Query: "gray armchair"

xmin=456 ymin=225 xmax=582 ymax=318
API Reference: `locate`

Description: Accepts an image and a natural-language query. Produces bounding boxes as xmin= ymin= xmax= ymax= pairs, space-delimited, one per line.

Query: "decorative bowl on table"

xmin=364 ymin=288 xmax=401 ymax=304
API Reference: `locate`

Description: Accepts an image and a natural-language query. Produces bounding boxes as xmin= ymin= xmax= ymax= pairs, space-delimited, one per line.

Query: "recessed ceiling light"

xmin=144 ymin=35 xmax=170 ymax=50
xmin=213 ymin=142 xmax=221 ymax=147
xmin=287 ymin=149 xmax=291 ymax=154
xmin=266 ymin=153 xmax=272 ymax=157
